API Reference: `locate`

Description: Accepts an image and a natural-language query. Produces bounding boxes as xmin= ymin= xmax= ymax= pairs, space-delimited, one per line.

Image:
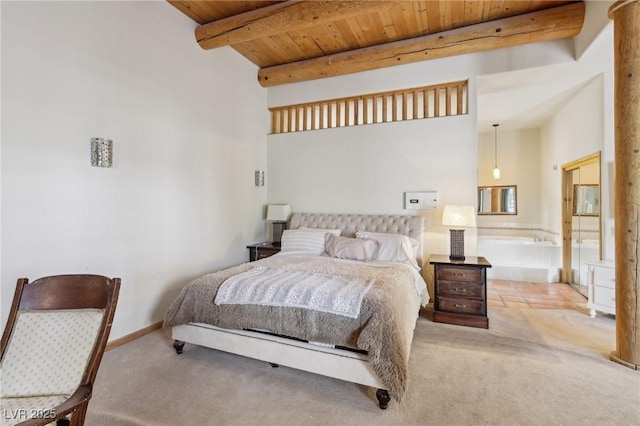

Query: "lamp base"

xmin=449 ymin=229 xmax=465 ymax=260
xmin=272 ymin=221 xmax=287 ymax=245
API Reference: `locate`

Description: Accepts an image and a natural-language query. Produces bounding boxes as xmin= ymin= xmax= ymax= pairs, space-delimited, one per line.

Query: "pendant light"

xmin=492 ymin=123 xmax=501 ymax=179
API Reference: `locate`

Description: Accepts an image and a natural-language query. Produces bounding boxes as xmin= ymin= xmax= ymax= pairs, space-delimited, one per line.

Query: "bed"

xmin=164 ymin=213 xmax=427 ymax=408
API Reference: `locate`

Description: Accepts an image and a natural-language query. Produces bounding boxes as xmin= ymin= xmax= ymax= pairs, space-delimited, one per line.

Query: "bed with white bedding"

xmin=164 ymin=213 xmax=427 ymax=408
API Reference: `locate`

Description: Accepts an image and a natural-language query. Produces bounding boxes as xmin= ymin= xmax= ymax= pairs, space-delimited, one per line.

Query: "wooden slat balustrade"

xmin=269 ymin=80 xmax=468 ymax=134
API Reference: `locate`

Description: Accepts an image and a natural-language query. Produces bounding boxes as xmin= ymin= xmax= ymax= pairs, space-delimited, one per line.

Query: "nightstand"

xmin=430 ymin=254 xmax=492 ymax=329
xmin=246 ymin=242 xmax=281 ymax=262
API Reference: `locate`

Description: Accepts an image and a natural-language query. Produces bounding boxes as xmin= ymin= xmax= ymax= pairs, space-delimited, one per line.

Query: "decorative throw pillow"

xmin=355 ymin=231 xmax=420 ymax=269
xmin=324 ymin=233 xmax=378 ymax=261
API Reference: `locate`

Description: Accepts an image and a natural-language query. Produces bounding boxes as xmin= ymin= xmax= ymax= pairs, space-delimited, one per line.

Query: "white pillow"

xmin=281 ymin=229 xmax=333 ymax=255
xmin=299 ymin=227 xmax=342 ymax=236
xmin=325 ymin=233 xmax=378 ymax=261
xmin=355 ymin=231 xmax=420 ymax=269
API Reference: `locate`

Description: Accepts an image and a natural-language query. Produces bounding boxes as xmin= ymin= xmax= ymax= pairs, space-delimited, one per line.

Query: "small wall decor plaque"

xmin=91 ymin=138 xmax=113 ymax=168
xmin=255 ymin=170 xmax=265 ymax=186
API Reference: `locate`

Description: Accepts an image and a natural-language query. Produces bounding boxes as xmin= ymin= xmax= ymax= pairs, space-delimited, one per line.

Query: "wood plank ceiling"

xmin=168 ymin=1 xmax=585 ymax=87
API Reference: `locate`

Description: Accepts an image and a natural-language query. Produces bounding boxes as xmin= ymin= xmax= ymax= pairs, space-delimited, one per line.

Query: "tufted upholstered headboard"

xmin=289 ymin=213 xmax=425 ymax=266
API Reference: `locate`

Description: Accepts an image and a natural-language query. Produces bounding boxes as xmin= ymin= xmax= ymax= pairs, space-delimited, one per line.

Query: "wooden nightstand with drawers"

xmin=430 ymin=254 xmax=492 ymax=329
xmin=247 ymin=242 xmax=281 ymax=262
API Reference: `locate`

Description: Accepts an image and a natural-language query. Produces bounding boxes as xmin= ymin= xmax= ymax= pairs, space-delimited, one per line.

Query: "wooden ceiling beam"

xmin=196 ymin=0 xmax=394 ymax=50
xmin=257 ymin=2 xmax=585 ymax=87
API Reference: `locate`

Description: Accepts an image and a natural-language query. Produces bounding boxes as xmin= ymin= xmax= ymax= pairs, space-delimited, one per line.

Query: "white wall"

xmin=268 ymin=114 xmax=477 ymax=258
xmin=1 ymin=1 xmax=268 ymax=339
xmin=538 ymin=10 xmax=615 ymax=260
xmin=477 ymin=128 xmax=541 ymax=228
xmin=541 ymin=71 xmax=612 ymax=260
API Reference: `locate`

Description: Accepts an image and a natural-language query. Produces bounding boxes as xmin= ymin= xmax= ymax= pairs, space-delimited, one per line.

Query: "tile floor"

xmin=488 ymin=279 xmax=589 ymax=313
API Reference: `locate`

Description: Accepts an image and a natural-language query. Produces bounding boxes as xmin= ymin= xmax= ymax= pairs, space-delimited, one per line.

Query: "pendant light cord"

xmin=493 ymin=124 xmax=499 ymax=168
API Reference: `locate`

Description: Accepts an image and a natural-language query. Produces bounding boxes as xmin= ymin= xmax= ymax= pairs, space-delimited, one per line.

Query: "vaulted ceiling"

xmin=169 ymin=1 xmax=586 ymax=87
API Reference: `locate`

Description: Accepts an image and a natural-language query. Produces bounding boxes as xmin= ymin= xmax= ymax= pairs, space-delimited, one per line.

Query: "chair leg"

xmin=69 ymin=404 xmax=88 ymax=426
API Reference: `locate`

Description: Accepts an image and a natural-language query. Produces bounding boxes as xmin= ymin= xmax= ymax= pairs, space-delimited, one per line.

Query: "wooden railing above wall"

xmin=269 ymin=80 xmax=468 ymax=134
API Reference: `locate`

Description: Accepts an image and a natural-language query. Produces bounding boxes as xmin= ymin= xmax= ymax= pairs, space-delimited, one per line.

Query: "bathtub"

xmin=478 ymin=236 xmax=562 ymax=282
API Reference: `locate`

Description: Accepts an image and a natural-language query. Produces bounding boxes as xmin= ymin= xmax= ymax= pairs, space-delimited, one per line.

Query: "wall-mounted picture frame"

xmin=573 ymin=184 xmax=599 ymax=216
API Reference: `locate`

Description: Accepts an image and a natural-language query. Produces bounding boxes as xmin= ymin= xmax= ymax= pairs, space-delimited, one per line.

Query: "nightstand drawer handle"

xmin=454 ymin=304 xmax=467 ymax=308
xmin=454 ymin=288 xmax=467 ymax=292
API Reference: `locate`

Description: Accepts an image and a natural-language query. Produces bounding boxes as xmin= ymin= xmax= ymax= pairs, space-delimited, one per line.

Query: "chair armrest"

xmin=15 ymin=385 xmax=92 ymax=426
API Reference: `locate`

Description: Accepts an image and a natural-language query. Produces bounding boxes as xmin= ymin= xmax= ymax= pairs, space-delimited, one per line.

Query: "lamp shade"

xmin=266 ymin=204 xmax=291 ymax=222
xmin=442 ymin=205 xmax=476 ymax=227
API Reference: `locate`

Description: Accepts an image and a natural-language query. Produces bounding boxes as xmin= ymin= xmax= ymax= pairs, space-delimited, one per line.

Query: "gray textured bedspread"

xmin=164 ymin=253 xmax=423 ymax=401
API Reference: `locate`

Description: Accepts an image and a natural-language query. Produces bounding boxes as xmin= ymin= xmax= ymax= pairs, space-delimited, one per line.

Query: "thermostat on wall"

xmin=404 ymin=191 xmax=438 ymax=210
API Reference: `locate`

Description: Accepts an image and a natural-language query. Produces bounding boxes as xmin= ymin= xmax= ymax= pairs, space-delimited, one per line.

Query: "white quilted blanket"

xmin=214 ymin=266 xmax=374 ymax=318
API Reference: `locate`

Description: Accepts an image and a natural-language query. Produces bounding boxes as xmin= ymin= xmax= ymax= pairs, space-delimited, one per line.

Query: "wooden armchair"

xmin=0 ymin=275 xmax=120 ymax=426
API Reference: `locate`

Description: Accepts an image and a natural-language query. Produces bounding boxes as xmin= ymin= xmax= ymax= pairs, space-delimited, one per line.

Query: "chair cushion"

xmin=0 ymin=309 xmax=104 ymax=398
xmin=0 ymin=394 xmax=68 ymax=426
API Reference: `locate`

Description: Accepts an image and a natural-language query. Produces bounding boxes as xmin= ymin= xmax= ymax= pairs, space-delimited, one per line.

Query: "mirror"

xmin=478 ymin=185 xmax=517 ymax=215
xmin=565 ymin=156 xmax=601 ymax=298
xmin=573 ymin=184 xmax=599 ymax=216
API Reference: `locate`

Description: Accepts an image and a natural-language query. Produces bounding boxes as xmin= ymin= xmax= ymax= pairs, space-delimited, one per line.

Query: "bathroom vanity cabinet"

xmin=586 ymin=261 xmax=615 ymax=317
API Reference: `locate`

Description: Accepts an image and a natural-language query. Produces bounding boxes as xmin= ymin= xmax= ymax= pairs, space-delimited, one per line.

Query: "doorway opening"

xmin=561 ymin=152 xmax=602 ymax=296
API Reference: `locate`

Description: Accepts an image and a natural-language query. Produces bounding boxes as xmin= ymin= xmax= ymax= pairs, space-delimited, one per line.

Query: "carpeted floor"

xmin=86 ymin=307 xmax=639 ymax=425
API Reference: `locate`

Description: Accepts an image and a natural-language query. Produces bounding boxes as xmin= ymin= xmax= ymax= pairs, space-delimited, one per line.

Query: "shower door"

xmin=562 ymin=153 xmax=601 ymax=297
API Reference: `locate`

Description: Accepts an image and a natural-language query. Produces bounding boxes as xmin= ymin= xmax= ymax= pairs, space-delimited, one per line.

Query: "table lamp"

xmin=442 ymin=205 xmax=476 ymax=261
xmin=266 ymin=204 xmax=291 ymax=245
